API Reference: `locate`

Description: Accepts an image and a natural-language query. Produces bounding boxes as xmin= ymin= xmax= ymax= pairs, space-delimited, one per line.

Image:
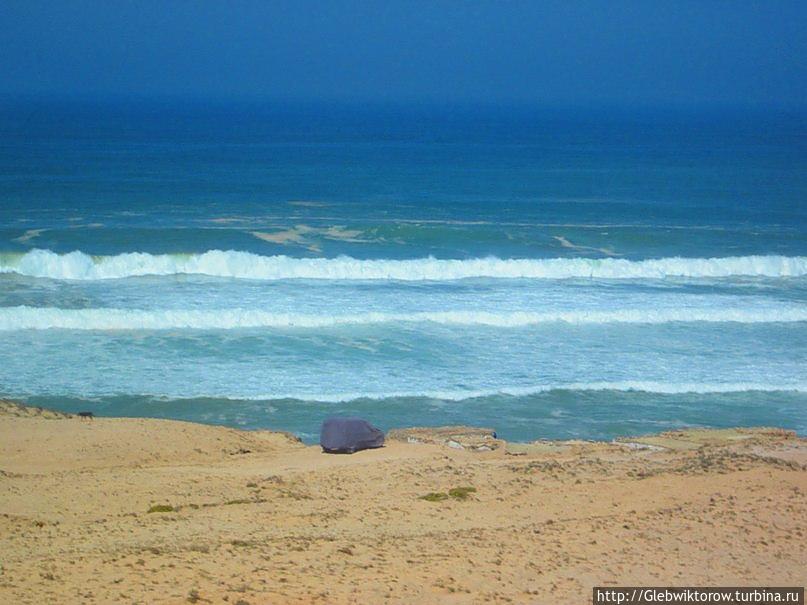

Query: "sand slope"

xmin=0 ymin=401 xmax=805 ymax=604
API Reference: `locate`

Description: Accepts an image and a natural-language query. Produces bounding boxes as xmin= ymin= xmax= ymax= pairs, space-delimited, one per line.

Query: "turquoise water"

xmin=1 ymin=100 xmax=806 ymax=441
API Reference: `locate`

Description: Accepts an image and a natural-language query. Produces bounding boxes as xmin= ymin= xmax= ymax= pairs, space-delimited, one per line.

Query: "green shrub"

xmin=419 ymin=492 xmax=449 ymax=502
xmin=448 ymin=486 xmax=477 ymax=500
xmin=147 ymin=504 xmax=174 ymax=513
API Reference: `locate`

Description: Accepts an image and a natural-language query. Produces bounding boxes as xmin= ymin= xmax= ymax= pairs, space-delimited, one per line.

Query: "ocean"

xmin=1 ymin=99 xmax=806 ymax=442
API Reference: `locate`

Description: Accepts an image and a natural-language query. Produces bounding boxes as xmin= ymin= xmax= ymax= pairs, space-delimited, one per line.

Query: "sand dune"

xmin=0 ymin=401 xmax=805 ymax=604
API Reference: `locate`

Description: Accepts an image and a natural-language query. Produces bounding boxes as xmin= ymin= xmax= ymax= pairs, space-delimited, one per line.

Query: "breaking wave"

xmin=2 ymin=305 xmax=806 ymax=330
xmin=2 ymin=249 xmax=807 ymax=281
xmin=132 ymin=382 xmax=807 ymax=402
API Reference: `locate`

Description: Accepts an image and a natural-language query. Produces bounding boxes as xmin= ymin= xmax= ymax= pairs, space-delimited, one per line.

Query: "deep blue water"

xmin=1 ymin=100 xmax=806 ymax=442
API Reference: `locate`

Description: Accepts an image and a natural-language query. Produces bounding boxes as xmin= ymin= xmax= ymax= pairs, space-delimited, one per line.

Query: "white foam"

xmin=141 ymin=382 xmax=807 ymax=402
xmin=2 ymin=249 xmax=807 ymax=281
xmin=2 ymin=306 xmax=806 ymax=331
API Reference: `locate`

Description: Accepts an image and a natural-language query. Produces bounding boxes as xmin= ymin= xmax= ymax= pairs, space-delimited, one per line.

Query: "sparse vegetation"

xmin=448 ymin=486 xmax=477 ymax=500
xmin=419 ymin=492 xmax=449 ymax=502
xmin=419 ymin=487 xmax=477 ymax=502
xmin=147 ymin=504 xmax=174 ymax=513
xmin=277 ymin=488 xmax=311 ymax=500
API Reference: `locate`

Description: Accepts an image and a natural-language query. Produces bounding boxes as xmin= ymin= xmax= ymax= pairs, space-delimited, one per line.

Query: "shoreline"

xmin=1 ymin=399 xmax=805 ymax=603
xmin=6 ymin=396 xmax=806 ymax=447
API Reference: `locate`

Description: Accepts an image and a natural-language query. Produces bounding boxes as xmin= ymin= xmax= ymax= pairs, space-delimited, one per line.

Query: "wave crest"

xmin=1 ymin=306 xmax=806 ymax=331
xmin=301 ymin=382 xmax=807 ymax=401
xmin=113 ymin=382 xmax=807 ymax=402
xmin=2 ymin=249 xmax=807 ymax=281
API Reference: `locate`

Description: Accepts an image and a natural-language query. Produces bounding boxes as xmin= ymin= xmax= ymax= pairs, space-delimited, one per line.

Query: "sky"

xmin=1 ymin=0 xmax=806 ymax=108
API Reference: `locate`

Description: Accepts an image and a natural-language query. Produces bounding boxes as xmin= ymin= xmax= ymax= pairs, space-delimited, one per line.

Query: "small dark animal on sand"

xmin=77 ymin=411 xmax=94 ymax=420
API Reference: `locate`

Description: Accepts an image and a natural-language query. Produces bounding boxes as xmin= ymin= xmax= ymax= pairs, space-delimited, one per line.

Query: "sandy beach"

xmin=0 ymin=400 xmax=805 ymax=604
